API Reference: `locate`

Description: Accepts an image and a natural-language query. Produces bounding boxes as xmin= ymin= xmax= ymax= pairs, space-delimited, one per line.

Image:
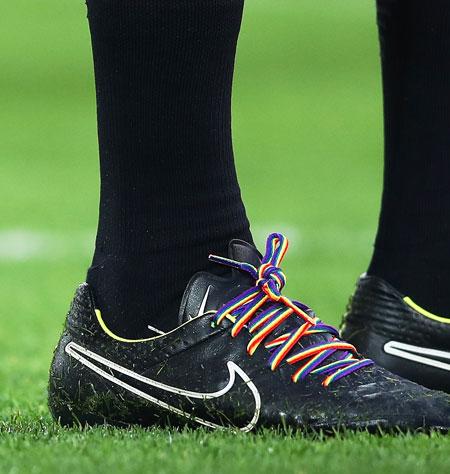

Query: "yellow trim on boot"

xmin=95 ymin=309 xmax=156 ymax=342
xmin=403 ymin=297 xmax=450 ymax=324
xmin=94 ymin=308 xmax=219 ymax=343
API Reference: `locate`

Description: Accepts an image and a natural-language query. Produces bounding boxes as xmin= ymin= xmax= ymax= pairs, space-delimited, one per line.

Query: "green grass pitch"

xmin=2 ymin=1 xmax=450 ymax=473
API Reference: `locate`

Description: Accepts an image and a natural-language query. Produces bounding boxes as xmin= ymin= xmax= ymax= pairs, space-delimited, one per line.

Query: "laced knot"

xmin=209 ymin=233 xmax=373 ymax=387
xmin=257 ymin=262 xmax=286 ymax=301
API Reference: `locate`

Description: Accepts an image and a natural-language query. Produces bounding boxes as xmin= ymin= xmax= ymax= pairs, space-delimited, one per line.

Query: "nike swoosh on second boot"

xmin=341 ymin=274 xmax=450 ymax=393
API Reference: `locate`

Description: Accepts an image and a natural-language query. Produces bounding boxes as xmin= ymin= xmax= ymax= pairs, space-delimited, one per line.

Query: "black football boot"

xmin=49 ymin=234 xmax=450 ymax=432
xmin=341 ymin=273 xmax=450 ymax=393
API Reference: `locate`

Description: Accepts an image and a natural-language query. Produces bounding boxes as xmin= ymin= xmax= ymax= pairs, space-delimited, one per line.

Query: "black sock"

xmin=368 ymin=0 xmax=450 ymax=315
xmin=85 ymin=0 xmax=252 ymax=337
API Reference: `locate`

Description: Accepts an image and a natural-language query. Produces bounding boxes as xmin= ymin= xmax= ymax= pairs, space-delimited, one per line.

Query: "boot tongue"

xmin=179 ymin=238 xmax=347 ymax=366
xmin=227 ymin=238 xmax=262 ymax=269
xmin=178 ymin=239 xmax=261 ymax=324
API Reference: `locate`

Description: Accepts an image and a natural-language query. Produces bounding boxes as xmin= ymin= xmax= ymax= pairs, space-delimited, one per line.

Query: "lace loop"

xmin=209 ymin=233 xmax=373 ymax=387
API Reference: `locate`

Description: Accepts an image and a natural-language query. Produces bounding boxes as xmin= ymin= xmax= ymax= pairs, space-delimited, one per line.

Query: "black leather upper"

xmin=342 ymin=274 xmax=450 ymax=392
xmin=49 ymin=268 xmax=450 ymax=431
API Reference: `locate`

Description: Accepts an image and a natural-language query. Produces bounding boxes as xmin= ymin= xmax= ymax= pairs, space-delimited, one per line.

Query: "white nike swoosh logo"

xmin=65 ymin=341 xmax=261 ymax=431
xmin=189 ymin=285 xmax=212 ymax=320
xmin=384 ymin=341 xmax=450 ymax=371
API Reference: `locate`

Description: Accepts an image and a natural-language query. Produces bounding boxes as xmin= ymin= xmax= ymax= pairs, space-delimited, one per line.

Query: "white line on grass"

xmin=0 ymin=229 xmax=94 ymax=261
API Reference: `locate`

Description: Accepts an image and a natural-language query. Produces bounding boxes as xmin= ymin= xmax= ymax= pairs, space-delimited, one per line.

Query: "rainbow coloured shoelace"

xmin=209 ymin=233 xmax=373 ymax=387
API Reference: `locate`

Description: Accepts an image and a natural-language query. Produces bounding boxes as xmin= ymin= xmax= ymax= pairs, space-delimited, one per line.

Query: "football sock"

xmin=85 ymin=0 xmax=252 ymax=337
xmin=368 ymin=0 xmax=450 ymax=316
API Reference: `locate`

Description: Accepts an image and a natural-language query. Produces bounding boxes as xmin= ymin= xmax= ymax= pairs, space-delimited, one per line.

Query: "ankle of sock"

xmin=87 ymin=226 xmax=252 ymax=338
xmin=368 ymin=242 xmax=450 ymax=317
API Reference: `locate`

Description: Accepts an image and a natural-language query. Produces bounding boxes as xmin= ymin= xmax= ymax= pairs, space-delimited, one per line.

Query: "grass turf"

xmin=2 ymin=1 xmax=448 ymax=473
